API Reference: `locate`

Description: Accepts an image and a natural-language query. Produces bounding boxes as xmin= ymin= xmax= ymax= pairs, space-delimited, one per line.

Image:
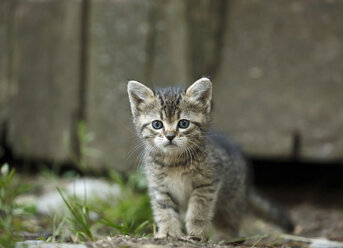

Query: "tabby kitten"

xmin=127 ymin=78 xmax=293 ymax=239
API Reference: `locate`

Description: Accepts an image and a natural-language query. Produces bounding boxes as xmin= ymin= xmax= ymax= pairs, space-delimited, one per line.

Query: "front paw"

xmin=186 ymin=220 xmax=210 ymax=240
xmin=155 ymin=230 xmax=182 ymax=239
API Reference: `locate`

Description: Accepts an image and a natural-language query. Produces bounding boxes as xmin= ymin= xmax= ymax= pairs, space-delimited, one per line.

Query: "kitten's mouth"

xmin=165 ymin=143 xmax=177 ymax=148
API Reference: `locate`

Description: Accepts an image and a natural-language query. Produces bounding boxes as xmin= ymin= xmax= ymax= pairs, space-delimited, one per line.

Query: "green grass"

xmin=0 ymin=163 xmax=32 ymax=248
xmin=69 ymin=121 xmax=101 ymax=172
xmin=43 ymin=215 xmax=66 ymax=242
xmin=99 ymin=170 xmax=153 ymax=235
xmin=53 ymin=170 xmax=153 ymax=242
xmin=57 ymin=187 xmax=96 ymax=242
xmin=0 ymin=160 xmax=154 ymax=245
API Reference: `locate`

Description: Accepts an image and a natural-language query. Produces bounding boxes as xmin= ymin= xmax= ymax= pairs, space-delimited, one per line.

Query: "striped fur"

xmin=127 ymin=78 xmax=293 ymax=240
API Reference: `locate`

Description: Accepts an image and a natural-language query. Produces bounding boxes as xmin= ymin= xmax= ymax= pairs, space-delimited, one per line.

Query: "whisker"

xmin=187 ymin=139 xmax=207 ymax=155
xmin=124 ymin=142 xmax=144 ymax=161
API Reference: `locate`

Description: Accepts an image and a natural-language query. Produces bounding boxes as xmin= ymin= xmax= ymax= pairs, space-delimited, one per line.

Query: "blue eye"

xmin=152 ymin=120 xmax=163 ymax=129
xmin=178 ymin=119 xmax=190 ymax=129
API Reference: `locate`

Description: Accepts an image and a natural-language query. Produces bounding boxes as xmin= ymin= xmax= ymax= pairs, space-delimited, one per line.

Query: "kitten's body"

xmin=127 ymin=78 xmax=293 ymax=239
xmin=144 ymin=134 xmax=247 ymax=238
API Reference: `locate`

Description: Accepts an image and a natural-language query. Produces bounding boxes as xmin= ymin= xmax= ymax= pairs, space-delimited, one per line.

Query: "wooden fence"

xmin=0 ymin=0 xmax=342 ymax=171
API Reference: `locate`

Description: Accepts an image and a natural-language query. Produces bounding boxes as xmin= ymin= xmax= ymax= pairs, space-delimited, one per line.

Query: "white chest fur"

xmin=163 ymin=168 xmax=193 ymax=212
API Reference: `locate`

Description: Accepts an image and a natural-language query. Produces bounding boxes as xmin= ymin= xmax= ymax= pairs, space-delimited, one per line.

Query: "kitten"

xmin=127 ymin=77 xmax=293 ymax=240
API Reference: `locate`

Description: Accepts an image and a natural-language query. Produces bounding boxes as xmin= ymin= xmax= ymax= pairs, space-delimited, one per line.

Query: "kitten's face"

xmin=128 ymin=78 xmax=212 ymax=155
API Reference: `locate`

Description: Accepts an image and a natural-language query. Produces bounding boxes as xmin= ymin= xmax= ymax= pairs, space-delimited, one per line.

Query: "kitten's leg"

xmin=149 ymin=188 xmax=182 ymax=238
xmin=212 ymin=194 xmax=244 ymax=240
xmin=185 ymin=183 xmax=217 ymax=239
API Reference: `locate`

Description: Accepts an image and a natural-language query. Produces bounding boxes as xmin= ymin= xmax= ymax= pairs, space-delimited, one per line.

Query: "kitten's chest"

xmin=164 ymin=169 xmax=193 ymax=210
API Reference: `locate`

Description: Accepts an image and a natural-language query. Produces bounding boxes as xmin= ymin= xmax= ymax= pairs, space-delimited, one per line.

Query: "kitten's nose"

xmin=166 ymin=133 xmax=176 ymax=142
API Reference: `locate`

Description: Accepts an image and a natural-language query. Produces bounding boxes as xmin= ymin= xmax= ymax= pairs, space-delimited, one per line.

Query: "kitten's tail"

xmin=247 ymin=190 xmax=294 ymax=233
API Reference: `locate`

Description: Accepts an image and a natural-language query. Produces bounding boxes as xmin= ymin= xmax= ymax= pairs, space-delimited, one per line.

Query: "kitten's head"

xmin=127 ymin=78 xmax=212 ymax=155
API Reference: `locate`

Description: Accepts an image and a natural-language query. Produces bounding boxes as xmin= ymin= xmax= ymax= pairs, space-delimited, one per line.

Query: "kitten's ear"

xmin=127 ymin=80 xmax=154 ymax=117
xmin=186 ymin=77 xmax=212 ymax=111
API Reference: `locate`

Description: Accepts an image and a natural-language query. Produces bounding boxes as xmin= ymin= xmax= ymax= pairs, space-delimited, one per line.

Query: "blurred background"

xmin=1 ymin=0 xmax=343 ymax=171
xmin=0 ymin=0 xmax=343 ymax=246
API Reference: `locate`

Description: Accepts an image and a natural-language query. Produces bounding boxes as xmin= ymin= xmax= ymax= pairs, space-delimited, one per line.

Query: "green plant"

xmin=0 ymin=163 xmax=31 ymax=248
xmin=96 ymin=170 xmax=153 ymax=236
xmin=99 ymin=218 xmax=150 ymax=236
xmin=72 ymin=121 xmax=100 ymax=171
xmin=54 ymin=170 xmax=153 ymax=242
xmin=57 ymin=187 xmax=96 ymax=242
xmin=43 ymin=215 xmax=66 ymax=242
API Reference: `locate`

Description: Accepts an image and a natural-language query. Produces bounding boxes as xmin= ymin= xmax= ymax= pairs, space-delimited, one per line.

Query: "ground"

xmin=2 ymin=167 xmax=343 ymax=248
xmin=86 ymin=202 xmax=343 ymax=248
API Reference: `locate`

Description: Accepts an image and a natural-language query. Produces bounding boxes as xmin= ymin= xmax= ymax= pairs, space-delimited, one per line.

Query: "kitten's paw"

xmin=155 ymin=230 xmax=182 ymax=239
xmin=155 ymin=232 xmax=168 ymax=239
xmin=186 ymin=222 xmax=209 ymax=240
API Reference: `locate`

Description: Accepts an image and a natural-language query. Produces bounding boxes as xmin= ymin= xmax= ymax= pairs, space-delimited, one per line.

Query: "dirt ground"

xmin=15 ymin=176 xmax=343 ymax=248
xmin=87 ymin=188 xmax=343 ymax=248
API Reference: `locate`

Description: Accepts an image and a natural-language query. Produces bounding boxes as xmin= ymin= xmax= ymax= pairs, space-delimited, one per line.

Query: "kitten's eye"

xmin=178 ymin=119 xmax=190 ymax=129
xmin=152 ymin=120 xmax=163 ymax=129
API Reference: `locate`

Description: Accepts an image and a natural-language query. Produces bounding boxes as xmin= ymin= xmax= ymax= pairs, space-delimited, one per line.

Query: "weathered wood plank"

xmin=148 ymin=0 xmax=188 ymax=85
xmin=86 ymin=0 xmax=152 ymax=171
xmin=184 ymin=0 xmax=227 ymax=80
xmin=0 ymin=0 xmax=11 ymax=132
xmin=7 ymin=0 xmax=82 ymax=161
xmin=214 ymin=0 xmax=343 ymax=160
xmin=86 ymin=0 xmax=192 ymax=171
